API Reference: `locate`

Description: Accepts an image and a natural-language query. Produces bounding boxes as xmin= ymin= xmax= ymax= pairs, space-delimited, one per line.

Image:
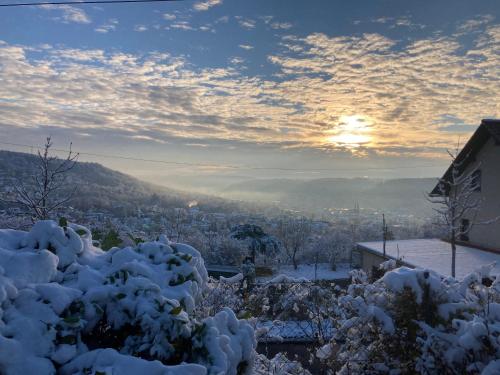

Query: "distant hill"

xmin=221 ymin=177 xmax=438 ymax=216
xmin=0 ymin=150 xmax=439 ymax=217
xmin=0 ymin=150 xmax=239 ymax=215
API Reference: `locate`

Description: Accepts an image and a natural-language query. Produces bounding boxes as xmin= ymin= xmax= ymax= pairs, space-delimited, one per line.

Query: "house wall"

xmin=360 ymin=248 xmax=388 ymax=273
xmin=457 ymin=138 xmax=500 ymax=250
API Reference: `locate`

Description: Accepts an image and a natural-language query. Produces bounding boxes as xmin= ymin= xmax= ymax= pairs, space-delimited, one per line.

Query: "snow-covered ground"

xmin=358 ymin=239 xmax=500 ymax=279
xmin=257 ymin=263 xmax=351 ymax=283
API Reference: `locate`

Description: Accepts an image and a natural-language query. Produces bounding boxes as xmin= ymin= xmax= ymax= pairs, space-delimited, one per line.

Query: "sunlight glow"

xmin=326 ymin=115 xmax=373 ymax=148
xmin=327 ymin=133 xmax=372 ymax=146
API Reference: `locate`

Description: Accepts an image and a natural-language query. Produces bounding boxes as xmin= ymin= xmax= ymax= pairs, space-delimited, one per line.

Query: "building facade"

xmin=430 ymin=119 xmax=500 ymax=251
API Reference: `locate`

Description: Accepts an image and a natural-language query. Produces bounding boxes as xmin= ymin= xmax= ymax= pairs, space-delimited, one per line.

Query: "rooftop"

xmin=358 ymin=239 xmax=500 ymax=279
xmin=431 ymin=119 xmax=500 ymax=196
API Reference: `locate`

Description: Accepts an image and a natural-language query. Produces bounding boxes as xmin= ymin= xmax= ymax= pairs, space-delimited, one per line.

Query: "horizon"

xmin=1 ymin=0 xmax=499 ymax=185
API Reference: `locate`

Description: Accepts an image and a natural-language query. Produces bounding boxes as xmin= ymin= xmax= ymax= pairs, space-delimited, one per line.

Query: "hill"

xmin=221 ymin=177 xmax=437 ymax=216
xmin=0 ymin=150 xmax=439 ymax=218
xmin=0 ymin=150 xmax=240 ymax=216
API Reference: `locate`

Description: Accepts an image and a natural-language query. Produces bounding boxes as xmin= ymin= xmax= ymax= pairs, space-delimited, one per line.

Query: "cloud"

xmin=371 ymin=16 xmax=425 ymax=29
xmin=237 ymin=18 xmax=256 ymax=30
xmin=215 ymin=16 xmax=229 ymax=24
xmin=134 ymin=25 xmax=148 ymax=32
xmin=239 ymin=44 xmax=254 ymax=50
xmin=40 ymin=4 xmax=91 ymax=24
xmin=457 ymin=14 xmax=495 ymax=33
xmin=271 ymin=22 xmax=293 ymax=30
xmin=193 ymin=0 xmax=222 ymax=11
xmin=162 ymin=13 xmax=176 ymax=21
xmin=95 ymin=19 xmax=118 ymax=33
xmin=199 ymin=25 xmax=215 ymax=33
xmin=229 ymin=57 xmax=245 ymax=64
xmin=170 ymin=21 xmax=195 ymax=31
xmin=0 ymin=19 xmax=498 ymax=161
xmin=266 ymin=26 xmax=500 ymax=157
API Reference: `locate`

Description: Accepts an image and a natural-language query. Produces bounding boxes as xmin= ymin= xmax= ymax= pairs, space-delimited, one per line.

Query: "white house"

xmin=355 ymin=119 xmax=500 ymax=278
xmin=429 ymin=119 xmax=500 ymax=251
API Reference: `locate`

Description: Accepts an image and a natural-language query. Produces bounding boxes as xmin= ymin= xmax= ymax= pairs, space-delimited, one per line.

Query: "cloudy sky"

xmin=0 ymin=0 xmax=499 ymax=187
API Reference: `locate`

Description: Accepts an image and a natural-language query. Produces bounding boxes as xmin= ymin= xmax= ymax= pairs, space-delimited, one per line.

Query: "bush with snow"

xmin=321 ymin=260 xmax=500 ymax=374
xmin=0 ymin=220 xmax=255 ymax=375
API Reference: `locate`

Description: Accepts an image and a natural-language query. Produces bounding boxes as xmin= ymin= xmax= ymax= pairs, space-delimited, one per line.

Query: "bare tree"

xmin=167 ymin=207 xmax=188 ymax=242
xmin=276 ymin=216 xmax=312 ymax=270
xmin=1 ymin=137 xmax=78 ymax=221
xmin=428 ymin=144 xmax=497 ymax=277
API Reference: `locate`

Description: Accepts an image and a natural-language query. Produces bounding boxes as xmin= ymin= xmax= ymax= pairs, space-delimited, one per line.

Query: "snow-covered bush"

xmin=322 ymin=263 xmax=500 ymax=374
xmin=0 ymin=220 xmax=255 ymax=375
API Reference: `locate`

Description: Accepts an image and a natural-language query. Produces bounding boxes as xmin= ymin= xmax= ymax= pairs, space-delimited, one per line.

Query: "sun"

xmin=326 ymin=115 xmax=373 ymax=148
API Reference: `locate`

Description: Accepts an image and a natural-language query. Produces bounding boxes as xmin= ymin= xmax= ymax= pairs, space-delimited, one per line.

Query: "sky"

xmin=0 ymin=0 xmax=499 ymax=189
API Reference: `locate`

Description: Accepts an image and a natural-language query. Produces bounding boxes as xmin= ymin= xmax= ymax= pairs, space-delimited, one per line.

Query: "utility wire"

xmin=0 ymin=140 xmax=447 ymax=172
xmin=0 ymin=0 xmax=181 ymax=7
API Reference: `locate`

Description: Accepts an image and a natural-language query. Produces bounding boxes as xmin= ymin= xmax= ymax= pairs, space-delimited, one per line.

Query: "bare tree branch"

xmin=0 ymin=137 xmax=79 ymax=221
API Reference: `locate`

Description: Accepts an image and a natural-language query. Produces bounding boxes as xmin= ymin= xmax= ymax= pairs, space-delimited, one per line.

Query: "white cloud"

xmin=0 ymin=19 xmax=498 ymax=159
xmin=170 ymin=21 xmax=195 ymax=31
xmin=199 ymin=25 xmax=215 ymax=33
xmin=162 ymin=13 xmax=176 ymax=21
xmin=259 ymin=15 xmax=274 ymax=25
xmin=238 ymin=18 xmax=256 ymax=30
xmin=95 ymin=19 xmax=118 ymax=33
xmin=229 ymin=56 xmax=244 ymax=64
xmin=239 ymin=44 xmax=254 ymax=50
xmin=457 ymin=14 xmax=495 ymax=33
xmin=193 ymin=0 xmax=222 ymax=11
xmin=134 ymin=25 xmax=148 ymax=32
xmin=371 ymin=16 xmax=425 ymax=30
xmin=271 ymin=22 xmax=293 ymax=30
xmin=40 ymin=4 xmax=91 ymax=24
xmin=215 ymin=16 xmax=229 ymax=24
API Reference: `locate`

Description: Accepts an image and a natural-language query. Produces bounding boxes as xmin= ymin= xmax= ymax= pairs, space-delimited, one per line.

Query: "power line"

xmin=0 ymin=0 xmax=181 ymax=7
xmin=0 ymin=140 xmax=447 ymax=173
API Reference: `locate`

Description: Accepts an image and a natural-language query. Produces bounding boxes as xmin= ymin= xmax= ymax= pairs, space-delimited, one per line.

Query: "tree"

xmin=311 ymin=231 xmax=350 ymax=271
xmin=101 ymin=228 xmax=122 ymax=250
xmin=167 ymin=207 xmax=188 ymax=242
xmin=230 ymin=224 xmax=280 ymax=264
xmin=276 ymin=216 xmax=311 ymax=270
xmin=1 ymin=137 xmax=78 ymax=221
xmin=428 ymin=145 xmax=497 ymax=277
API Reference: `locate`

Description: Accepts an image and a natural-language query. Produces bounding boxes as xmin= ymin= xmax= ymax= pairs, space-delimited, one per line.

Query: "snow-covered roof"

xmin=256 ymin=320 xmax=334 ymax=342
xmin=358 ymin=239 xmax=500 ymax=279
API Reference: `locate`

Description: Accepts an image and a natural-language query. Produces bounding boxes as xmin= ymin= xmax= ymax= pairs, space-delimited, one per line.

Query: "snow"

xmin=334 ymin=264 xmax=500 ymax=374
xmin=483 ymin=360 xmax=500 ymax=375
xmin=257 ymin=263 xmax=351 ymax=283
xmin=0 ymin=220 xmax=255 ymax=375
xmin=358 ymin=239 xmax=500 ymax=279
xmin=256 ymin=320 xmax=334 ymax=342
xmin=220 ymin=273 xmax=244 ymax=283
xmin=60 ymin=348 xmax=207 ymax=375
xmin=382 ymin=267 xmax=442 ymax=304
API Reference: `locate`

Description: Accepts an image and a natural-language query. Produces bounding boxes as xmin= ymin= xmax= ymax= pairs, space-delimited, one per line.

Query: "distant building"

xmin=430 ymin=119 xmax=500 ymax=251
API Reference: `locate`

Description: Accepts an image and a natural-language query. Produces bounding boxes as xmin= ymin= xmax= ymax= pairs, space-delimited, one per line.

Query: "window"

xmin=460 ymin=219 xmax=470 ymax=242
xmin=471 ymin=169 xmax=481 ymax=192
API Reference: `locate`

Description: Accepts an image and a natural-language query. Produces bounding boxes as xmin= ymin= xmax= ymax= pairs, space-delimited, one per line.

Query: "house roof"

xmin=357 ymin=239 xmax=500 ymax=279
xmin=430 ymin=119 xmax=500 ymax=196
